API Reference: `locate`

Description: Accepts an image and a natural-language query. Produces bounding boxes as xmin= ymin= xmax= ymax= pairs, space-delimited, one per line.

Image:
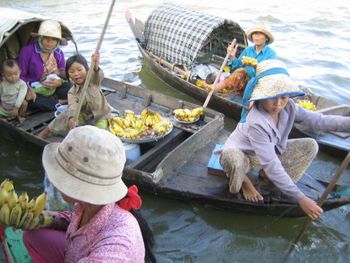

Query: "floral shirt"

xmin=50 ymin=203 xmax=145 ymax=262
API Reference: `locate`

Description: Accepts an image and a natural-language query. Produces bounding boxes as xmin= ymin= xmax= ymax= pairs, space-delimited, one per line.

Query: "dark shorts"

xmin=28 ymin=81 xmax=72 ymax=112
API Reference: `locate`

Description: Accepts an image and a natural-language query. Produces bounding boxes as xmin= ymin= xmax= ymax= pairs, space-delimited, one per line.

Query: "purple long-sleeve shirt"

xmin=18 ymin=41 xmax=65 ymax=84
xmin=223 ymin=99 xmax=350 ymax=201
xmin=49 ymin=203 xmax=145 ymax=262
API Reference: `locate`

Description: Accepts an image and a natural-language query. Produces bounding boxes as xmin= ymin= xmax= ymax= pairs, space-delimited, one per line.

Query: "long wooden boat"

xmin=125 ymin=4 xmax=350 ymax=158
xmin=1 ymin=7 xmax=350 ymax=220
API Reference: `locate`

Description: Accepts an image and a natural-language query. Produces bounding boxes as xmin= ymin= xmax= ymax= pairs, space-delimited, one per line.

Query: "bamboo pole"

xmin=283 ymin=151 xmax=350 ymax=262
xmin=202 ymin=38 xmax=236 ymax=109
xmin=73 ymin=0 xmax=116 ymax=122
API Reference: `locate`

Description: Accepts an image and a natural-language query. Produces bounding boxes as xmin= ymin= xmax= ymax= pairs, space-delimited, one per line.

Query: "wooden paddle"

xmin=283 ymin=151 xmax=350 ymax=262
xmin=73 ymin=0 xmax=116 ymax=122
xmin=202 ymin=38 xmax=237 ymax=109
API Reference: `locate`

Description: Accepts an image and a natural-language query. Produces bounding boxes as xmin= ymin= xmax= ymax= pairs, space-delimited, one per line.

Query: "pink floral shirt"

xmin=51 ymin=203 xmax=145 ymax=262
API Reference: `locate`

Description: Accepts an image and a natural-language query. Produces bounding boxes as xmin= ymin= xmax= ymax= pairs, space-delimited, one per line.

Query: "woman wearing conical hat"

xmin=220 ymin=60 xmax=350 ymax=220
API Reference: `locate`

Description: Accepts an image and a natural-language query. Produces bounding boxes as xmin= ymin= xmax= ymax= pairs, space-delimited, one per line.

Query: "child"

xmin=0 ymin=59 xmax=28 ymax=123
xmin=38 ymin=53 xmax=112 ymax=139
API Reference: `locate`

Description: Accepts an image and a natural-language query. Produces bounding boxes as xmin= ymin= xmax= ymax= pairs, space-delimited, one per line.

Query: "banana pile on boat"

xmin=109 ymin=109 xmax=173 ymax=140
xmin=296 ymin=99 xmax=317 ymax=111
xmin=173 ymin=107 xmax=204 ymax=122
xmin=0 ymin=179 xmax=53 ymax=230
xmin=242 ymin=56 xmax=258 ymax=67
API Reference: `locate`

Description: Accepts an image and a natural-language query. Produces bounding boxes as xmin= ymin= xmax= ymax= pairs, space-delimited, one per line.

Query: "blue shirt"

xmin=228 ymin=45 xmax=277 ymax=78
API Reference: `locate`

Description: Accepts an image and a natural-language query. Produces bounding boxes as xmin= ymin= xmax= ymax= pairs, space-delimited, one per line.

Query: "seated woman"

xmin=18 ymin=20 xmax=71 ymax=111
xmin=23 ymin=125 xmax=156 ymax=262
xmin=215 ymin=24 xmax=276 ymax=93
xmin=220 ymin=59 xmax=350 ymax=220
xmin=38 ymin=53 xmax=111 ymax=139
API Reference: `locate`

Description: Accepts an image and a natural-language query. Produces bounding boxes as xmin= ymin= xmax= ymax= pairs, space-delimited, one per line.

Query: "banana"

xmin=9 ymin=202 xmax=22 ymax=228
xmin=28 ymin=216 xmax=40 ymax=230
xmin=0 ymin=187 xmax=8 ymax=206
xmin=21 ymin=211 xmax=34 ymax=230
xmin=38 ymin=212 xmax=54 ymax=228
xmin=33 ymin=192 xmax=47 ymax=218
xmin=0 ymin=203 xmax=10 ymax=225
xmin=6 ymin=189 xmax=18 ymax=210
xmin=18 ymin=192 xmax=29 ymax=210
xmin=141 ymin=109 xmax=149 ymax=119
xmin=1 ymin=179 xmax=14 ymax=193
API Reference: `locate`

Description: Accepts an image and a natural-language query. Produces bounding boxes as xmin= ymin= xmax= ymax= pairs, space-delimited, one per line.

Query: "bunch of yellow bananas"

xmin=0 ymin=179 xmax=54 ymax=230
xmin=296 ymin=99 xmax=317 ymax=111
xmin=242 ymin=56 xmax=258 ymax=67
xmin=173 ymin=107 xmax=204 ymax=122
xmin=140 ymin=109 xmax=163 ymax=126
xmin=109 ymin=109 xmax=172 ymax=140
xmin=153 ymin=120 xmax=173 ymax=135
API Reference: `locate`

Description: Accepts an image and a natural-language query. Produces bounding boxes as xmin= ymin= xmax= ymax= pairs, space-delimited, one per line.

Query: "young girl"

xmin=220 ymin=60 xmax=350 ymax=220
xmin=0 ymin=59 xmax=28 ymax=123
xmin=38 ymin=53 xmax=112 ymax=139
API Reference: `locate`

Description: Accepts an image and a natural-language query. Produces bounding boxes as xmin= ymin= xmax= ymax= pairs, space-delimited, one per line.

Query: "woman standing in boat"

xmin=215 ymin=24 xmax=276 ymax=94
xmin=18 ymin=20 xmax=71 ymax=111
xmin=220 ymin=60 xmax=350 ymax=220
xmin=24 ymin=125 xmax=156 ymax=263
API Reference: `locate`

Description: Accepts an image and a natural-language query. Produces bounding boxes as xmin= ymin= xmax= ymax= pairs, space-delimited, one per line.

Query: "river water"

xmin=1 ymin=0 xmax=350 ymax=262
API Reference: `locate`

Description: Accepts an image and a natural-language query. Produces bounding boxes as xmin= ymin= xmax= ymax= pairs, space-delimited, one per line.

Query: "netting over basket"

xmin=143 ymin=3 xmax=247 ymax=66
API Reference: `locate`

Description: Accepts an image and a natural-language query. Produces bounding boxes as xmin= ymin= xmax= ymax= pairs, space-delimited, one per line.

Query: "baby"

xmin=0 ymin=59 xmax=28 ymax=123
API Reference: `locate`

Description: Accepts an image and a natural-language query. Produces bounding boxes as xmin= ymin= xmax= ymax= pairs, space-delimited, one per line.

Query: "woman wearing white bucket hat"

xmin=215 ymin=23 xmax=276 ymax=93
xmin=23 ymin=126 xmax=156 ymax=263
xmin=220 ymin=60 xmax=350 ymax=220
xmin=18 ymin=20 xmax=72 ymax=112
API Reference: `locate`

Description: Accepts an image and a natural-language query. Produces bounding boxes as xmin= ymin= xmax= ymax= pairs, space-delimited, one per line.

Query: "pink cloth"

xmin=24 ymin=203 xmax=145 ymax=263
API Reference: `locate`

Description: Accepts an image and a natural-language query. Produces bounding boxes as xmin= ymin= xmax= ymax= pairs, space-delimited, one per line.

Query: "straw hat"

xmin=42 ymin=125 xmax=127 ymax=205
xmin=31 ymin=20 xmax=66 ymax=44
xmin=249 ymin=60 xmax=305 ymax=101
xmin=247 ymin=24 xmax=274 ymax=44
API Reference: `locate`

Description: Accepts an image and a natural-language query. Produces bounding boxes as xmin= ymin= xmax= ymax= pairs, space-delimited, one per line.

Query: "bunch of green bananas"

xmin=242 ymin=56 xmax=258 ymax=67
xmin=173 ymin=107 xmax=204 ymax=122
xmin=0 ymin=179 xmax=54 ymax=230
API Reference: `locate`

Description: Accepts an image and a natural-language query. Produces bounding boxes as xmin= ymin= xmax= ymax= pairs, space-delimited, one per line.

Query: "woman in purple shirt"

xmin=23 ymin=126 xmax=156 ymax=262
xmin=18 ymin=20 xmax=71 ymax=111
xmin=220 ymin=60 xmax=350 ymax=220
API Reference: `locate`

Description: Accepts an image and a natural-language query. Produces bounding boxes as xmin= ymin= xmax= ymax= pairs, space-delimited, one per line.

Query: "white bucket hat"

xmin=249 ymin=60 xmax=305 ymax=101
xmin=247 ymin=24 xmax=274 ymax=44
xmin=42 ymin=125 xmax=127 ymax=205
xmin=31 ymin=20 xmax=66 ymax=44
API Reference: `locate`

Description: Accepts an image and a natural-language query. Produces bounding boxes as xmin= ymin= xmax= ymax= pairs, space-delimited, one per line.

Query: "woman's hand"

xmin=25 ymin=87 xmax=37 ymax=102
xmin=227 ymin=43 xmax=238 ymax=60
xmin=68 ymin=117 xmax=77 ymax=129
xmin=91 ymin=53 xmax=100 ymax=71
xmin=214 ymin=80 xmax=225 ymax=92
xmin=298 ymin=196 xmax=323 ymax=220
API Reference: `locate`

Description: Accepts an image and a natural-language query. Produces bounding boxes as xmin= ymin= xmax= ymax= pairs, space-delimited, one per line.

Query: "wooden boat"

xmin=1 ymin=7 xmax=350 ymax=221
xmin=125 ymin=3 xmax=350 ymax=158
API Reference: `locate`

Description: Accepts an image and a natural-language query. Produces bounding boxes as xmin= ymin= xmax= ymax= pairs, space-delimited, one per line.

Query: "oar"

xmin=73 ymin=0 xmax=116 ymax=122
xmin=202 ymin=38 xmax=237 ymax=110
xmin=283 ymin=151 xmax=350 ymax=262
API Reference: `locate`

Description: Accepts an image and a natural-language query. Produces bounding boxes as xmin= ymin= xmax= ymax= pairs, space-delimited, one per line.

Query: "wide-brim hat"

xmin=31 ymin=20 xmax=67 ymax=45
xmin=249 ymin=60 xmax=305 ymax=101
xmin=42 ymin=125 xmax=127 ymax=205
xmin=247 ymin=24 xmax=274 ymax=44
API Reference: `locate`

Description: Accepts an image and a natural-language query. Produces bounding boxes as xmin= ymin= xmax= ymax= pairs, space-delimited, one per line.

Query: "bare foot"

xmin=37 ymin=127 xmax=50 ymax=139
xmin=58 ymin=99 xmax=68 ymax=105
xmin=17 ymin=116 xmax=25 ymax=124
xmin=241 ymin=176 xmax=264 ymax=202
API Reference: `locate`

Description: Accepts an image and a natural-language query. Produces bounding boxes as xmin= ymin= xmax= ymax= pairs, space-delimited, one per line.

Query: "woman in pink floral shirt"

xmin=23 ymin=126 xmax=156 ymax=263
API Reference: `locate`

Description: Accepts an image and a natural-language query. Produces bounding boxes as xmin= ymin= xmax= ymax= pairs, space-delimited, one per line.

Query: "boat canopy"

xmin=143 ymin=3 xmax=247 ymax=67
xmin=0 ymin=8 xmax=74 ymax=62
